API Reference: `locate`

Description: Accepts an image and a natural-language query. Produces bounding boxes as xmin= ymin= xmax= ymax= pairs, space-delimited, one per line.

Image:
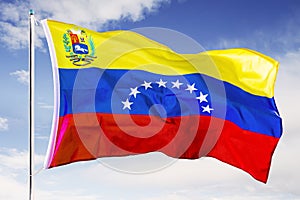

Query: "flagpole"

xmin=29 ymin=9 xmax=35 ymax=200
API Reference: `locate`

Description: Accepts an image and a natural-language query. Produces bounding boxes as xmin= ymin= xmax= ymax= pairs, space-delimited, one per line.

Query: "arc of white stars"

xmin=202 ymin=105 xmax=214 ymax=113
xmin=122 ymin=98 xmax=133 ymax=110
xmin=121 ymin=79 xmax=215 ymax=114
xmin=196 ymin=91 xmax=208 ymax=103
xmin=141 ymin=81 xmax=152 ymax=90
xmin=171 ymin=79 xmax=183 ymax=89
xmin=185 ymin=83 xmax=197 ymax=94
xmin=156 ymin=79 xmax=167 ymax=88
xmin=129 ymin=87 xmax=141 ymax=98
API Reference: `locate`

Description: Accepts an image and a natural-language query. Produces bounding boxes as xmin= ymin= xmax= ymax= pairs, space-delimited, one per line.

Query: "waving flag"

xmin=42 ymin=19 xmax=282 ymax=183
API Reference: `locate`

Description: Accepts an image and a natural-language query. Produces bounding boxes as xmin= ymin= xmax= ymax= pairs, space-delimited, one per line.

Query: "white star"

xmin=202 ymin=105 xmax=214 ymax=113
xmin=129 ymin=87 xmax=141 ymax=98
xmin=122 ymin=98 xmax=133 ymax=110
xmin=196 ymin=92 xmax=208 ymax=103
xmin=171 ymin=80 xmax=183 ymax=89
xmin=141 ymin=81 xmax=152 ymax=90
xmin=156 ymin=79 xmax=167 ymax=88
xmin=185 ymin=83 xmax=198 ymax=94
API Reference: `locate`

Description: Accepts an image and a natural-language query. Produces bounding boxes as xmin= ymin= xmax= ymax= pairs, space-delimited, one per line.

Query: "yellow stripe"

xmin=45 ymin=20 xmax=279 ymax=98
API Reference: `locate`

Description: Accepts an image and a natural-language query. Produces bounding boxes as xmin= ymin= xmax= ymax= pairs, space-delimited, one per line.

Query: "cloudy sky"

xmin=0 ymin=0 xmax=300 ymax=199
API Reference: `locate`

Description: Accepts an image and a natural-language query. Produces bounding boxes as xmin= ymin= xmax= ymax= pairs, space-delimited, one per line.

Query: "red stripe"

xmin=207 ymin=125 xmax=279 ymax=183
xmin=49 ymin=113 xmax=279 ymax=182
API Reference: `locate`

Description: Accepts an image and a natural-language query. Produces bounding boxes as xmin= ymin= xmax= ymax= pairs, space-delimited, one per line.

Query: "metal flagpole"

xmin=29 ymin=9 xmax=35 ymax=200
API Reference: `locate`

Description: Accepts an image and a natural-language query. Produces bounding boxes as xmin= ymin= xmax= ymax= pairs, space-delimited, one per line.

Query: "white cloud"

xmin=35 ymin=191 xmax=100 ymax=200
xmin=37 ymin=102 xmax=53 ymax=109
xmin=58 ymin=155 xmax=299 ymax=199
xmin=0 ymin=174 xmax=101 ymax=200
xmin=275 ymin=48 xmax=300 ymax=135
xmin=143 ymin=193 xmax=190 ymax=200
xmin=277 ymin=49 xmax=300 ymax=75
xmin=216 ymin=38 xmax=245 ymax=50
xmin=0 ymin=2 xmax=28 ymax=49
xmin=33 ymin=0 xmax=169 ymax=29
xmin=0 ymin=117 xmax=8 ymax=131
xmin=0 ymin=148 xmax=101 ymax=199
xmin=0 ymin=148 xmax=42 ymax=199
xmin=35 ymin=134 xmax=49 ymax=140
xmin=0 ymin=174 xmax=27 ymax=199
xmin=0 ymin=21 xmax=28 ymax=49
xmin=212 ymin=13 xmax=300 ymax=55
xmin=10 ymin=70 xmax=29 ymax=85
xmin=140 ymin=185 xmax=295 ymax=200
xmin=0 ymin=0 xmax=170 ymax=50
xmin=0 ymin=148 xmax=44 ymax=170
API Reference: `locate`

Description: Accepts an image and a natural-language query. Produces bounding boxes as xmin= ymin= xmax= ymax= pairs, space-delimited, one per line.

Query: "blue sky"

xmin=0 ymin=0 xmax=300 ymax=199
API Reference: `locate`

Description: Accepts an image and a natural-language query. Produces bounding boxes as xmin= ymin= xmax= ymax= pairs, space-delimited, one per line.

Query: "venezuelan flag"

xmin=42 ymin=19 xmax=282 ymax=183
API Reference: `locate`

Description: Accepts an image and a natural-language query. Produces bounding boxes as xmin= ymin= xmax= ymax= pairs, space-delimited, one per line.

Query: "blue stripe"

xmin=58 ymin=68 xmax=282 ymax=138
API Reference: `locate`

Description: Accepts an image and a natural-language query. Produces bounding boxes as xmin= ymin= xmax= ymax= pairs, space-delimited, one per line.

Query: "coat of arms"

xmin=63 ymin=29 xmax=97 ymax=66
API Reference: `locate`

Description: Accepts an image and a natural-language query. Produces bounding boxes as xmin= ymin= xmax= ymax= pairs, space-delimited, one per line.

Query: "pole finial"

xmin=29 ymin=9 xmax=34 ymax=15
